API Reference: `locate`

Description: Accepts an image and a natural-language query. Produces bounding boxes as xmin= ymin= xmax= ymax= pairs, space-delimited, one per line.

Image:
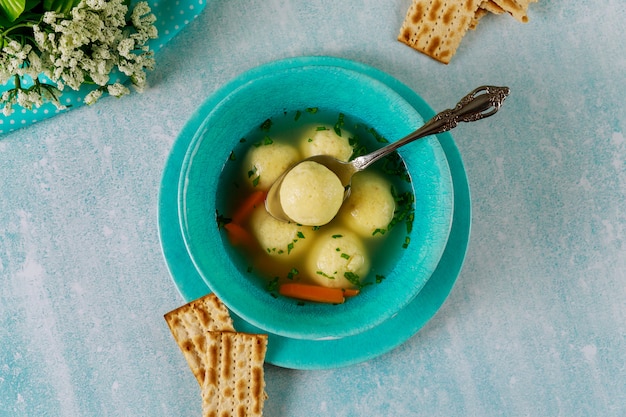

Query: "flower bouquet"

xmin=1 ymin=0 xmax=158 ymax=116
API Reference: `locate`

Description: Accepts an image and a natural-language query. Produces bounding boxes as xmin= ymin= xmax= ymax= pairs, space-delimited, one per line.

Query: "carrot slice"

xmin=232 ymin=191 xmax=267 ymax=224
xmin=279 ymin=283 xmax=345 ymax=304
xmin=224 ymin=222 xmax=254 ymax=246
xmin=342 ymin=288 xmax=360 ymax=297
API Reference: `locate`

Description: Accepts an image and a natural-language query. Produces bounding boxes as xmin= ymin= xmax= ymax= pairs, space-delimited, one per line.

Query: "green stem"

xmin=1 ymin=21 xmax=38 ymax=37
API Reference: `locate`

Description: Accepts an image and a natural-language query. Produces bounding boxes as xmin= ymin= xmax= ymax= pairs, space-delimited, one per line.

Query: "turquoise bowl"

xmin=177 ymin=57 xmax=454 ymax=340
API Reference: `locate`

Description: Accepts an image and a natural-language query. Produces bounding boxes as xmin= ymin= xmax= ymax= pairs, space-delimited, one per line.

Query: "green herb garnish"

xmin=215 ymin=211 xmax=231 ymax=230
xmin=316 ymin=271 xmax=335 ymax=279
xmin=343 ymin=272 xmax=361 ymax=287
xmin=260 ymin=118 xmax=273 ymax=131
xmin=334 ymin=113 xmax=345 ymax=136
xmin=267 ymin=277 xmax=279 ymax=292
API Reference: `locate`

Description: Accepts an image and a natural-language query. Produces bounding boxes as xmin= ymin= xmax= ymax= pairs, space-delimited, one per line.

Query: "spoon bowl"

xmin=265 ymin=85 xmax=510 ymax=224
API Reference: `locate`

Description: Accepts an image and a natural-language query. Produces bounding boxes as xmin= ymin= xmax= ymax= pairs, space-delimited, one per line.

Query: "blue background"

xmin=1 ymin=1 xmax=625 ymax=416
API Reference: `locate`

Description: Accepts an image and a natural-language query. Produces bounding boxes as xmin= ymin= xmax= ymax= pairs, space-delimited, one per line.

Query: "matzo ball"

xmin=300 ymin=127 xmax=353 ymax=162
xmin=338 ymin=171 xmax=395 ymax=237
xmin=243 ymin=142 xmax=299 ymax=190
xmin=250 ymin=206 xmax=309 ymax=258
xmin=279 ymin=161 xmax=345 ymax=226
xmin=306 ymin=228 xmax=370 ymax=289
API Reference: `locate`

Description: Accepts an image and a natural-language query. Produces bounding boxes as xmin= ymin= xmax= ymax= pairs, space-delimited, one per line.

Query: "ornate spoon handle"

xmin=352 ymin=85 xmax=510 ymax=170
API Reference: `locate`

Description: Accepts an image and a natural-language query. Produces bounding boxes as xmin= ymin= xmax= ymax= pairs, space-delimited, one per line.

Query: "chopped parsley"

xmin=367 ymin=127 xmax=388 ymax=144
xmin=215 ymin=211 xmax=231 ymax=230
xmin=372 ymin=228 xmax=386 ymax=236
xmin=287 ymin=268 xmax=299 ymax=280
xmin=260 ymin=118 xmax=273 ymax=131
xmin=268 ymin=277 xmax=279 ymax=292
xmin=343 ymin=272 xmax=361 ymax=287
xmin=334 ymin=113 xmax=345 ymax=137
xmin=316 ymin=271 xmax=335 ymax=279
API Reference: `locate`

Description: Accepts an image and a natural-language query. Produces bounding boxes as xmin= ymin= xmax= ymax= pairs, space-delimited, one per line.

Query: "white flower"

xmin=107 ymin=82 xmax=130 ymax=97
xmin=2 ymin=0 xmax=158 ymax=112
xmin=84 ymin=88 xmax=103 ymax=105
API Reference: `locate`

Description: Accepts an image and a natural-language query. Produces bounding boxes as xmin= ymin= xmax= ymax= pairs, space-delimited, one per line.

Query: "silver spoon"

xmin=265 ymin=85 xmax=511 ymax=224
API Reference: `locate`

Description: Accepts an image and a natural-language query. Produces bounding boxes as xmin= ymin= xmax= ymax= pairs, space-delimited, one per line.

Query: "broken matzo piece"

xmin=470 ymin=1 xmax=503 ymax=30
xmin=164 ymin=293 xmax=235 ymax=386
xmin=202 ymin=332 xmax=268 ymax=417
xmin=491 ymin=0 xmax=537 ymax=22
xmin=398 ymin=0 xmax=483 ymax=64
xmin=480 ymin=0 xmax=505 ymax=15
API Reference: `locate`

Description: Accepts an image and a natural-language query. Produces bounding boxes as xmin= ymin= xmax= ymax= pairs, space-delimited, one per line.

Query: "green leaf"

xmin=43 ymin=0 xmax=79 ymax=14
xmin=0 ymin=0 xmax=26 ymax=22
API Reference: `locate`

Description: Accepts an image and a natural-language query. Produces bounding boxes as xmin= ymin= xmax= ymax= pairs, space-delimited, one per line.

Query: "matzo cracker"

xmin=202 ymin=332 xmax=268 ymax=417
xmin=164 ymin=293 xmax=235 ymax=385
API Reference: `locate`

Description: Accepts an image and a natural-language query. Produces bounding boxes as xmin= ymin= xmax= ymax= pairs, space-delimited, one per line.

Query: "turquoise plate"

xmin=157 ymin=56 xmax=471 ymax=370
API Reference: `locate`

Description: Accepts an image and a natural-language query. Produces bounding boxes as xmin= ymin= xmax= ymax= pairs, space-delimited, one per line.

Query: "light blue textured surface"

xmin=1 ymin=1 xmax=625 ymax=416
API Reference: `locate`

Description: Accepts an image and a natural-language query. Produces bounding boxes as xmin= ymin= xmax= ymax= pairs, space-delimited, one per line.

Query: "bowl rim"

xmin=176 ymin=56 xmax=454 ymax=340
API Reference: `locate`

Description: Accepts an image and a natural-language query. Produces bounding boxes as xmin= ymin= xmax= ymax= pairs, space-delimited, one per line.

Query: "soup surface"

xmin=216 ymin=108 xmax=415 ymax=301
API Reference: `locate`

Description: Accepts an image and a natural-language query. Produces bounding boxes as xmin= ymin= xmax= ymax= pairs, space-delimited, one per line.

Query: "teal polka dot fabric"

xmin=0 ymin=0 xmax=206 ymax=135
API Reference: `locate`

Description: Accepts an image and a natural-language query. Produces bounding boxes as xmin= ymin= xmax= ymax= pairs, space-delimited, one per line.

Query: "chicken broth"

xmin=216 ymin=108 xmax=415 ymax=299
